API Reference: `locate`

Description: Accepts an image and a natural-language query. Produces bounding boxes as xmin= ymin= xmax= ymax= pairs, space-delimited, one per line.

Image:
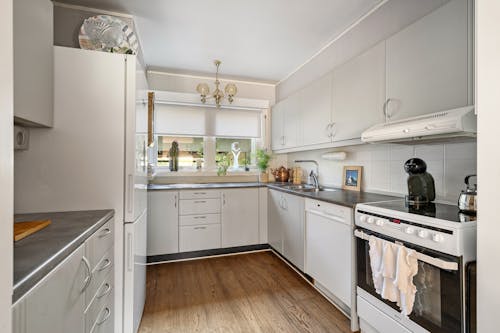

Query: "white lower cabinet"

xmin=305 ymin=199 xmax=352 ymax=307
xmin=221 ymin=188 xmax=259 ymax=248
xmin=179 ymin=224 xmax=221 ymax=252
xmin=13 ymin=219 xmax=115 ymax=333
xmin=268 ymin=189 xmax=305 ymax=271
xmin=147 ymin=191 xmax=179 ymax=256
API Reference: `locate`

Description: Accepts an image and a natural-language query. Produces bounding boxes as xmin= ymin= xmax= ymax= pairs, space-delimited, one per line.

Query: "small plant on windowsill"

xmin=217 ymin=154 xmax=230 ymax=176
xmin=243 ymin=155 xmax=250 ymax=172
xmin=256 ymin=149 xmax=271 ymax=182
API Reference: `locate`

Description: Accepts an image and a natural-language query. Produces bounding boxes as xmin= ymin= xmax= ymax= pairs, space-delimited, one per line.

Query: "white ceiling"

xmin=59 ymin=0 xmax=383 ymax=81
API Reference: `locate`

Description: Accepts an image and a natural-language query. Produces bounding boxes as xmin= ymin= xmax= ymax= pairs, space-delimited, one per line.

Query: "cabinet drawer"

xmin=86 ymin=248 xmax=113 ymax=307
xmin=86 ymin=219 xmax=114 ymax=270
xmin=86 ymin=281 xmax=114 ymax=333
xmin=179 ymin=189 xmax=221 ymax=200
xmin=305 ymin=199 xmax=352 ymax=226
xmin=179 ymin=213 xmax=220 ymax=226
xmin=179 ymin=199 xmax=221 ymax=215
xmin=179 ymin=224 xmax=221 ymax=252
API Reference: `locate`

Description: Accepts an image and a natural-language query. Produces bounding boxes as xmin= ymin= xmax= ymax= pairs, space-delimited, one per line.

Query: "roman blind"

xmin=154 ymin=103 xmax=262 ymax=138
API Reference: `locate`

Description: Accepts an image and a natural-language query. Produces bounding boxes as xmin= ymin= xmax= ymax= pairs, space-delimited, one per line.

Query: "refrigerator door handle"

xmin=127 ymin=232 xmax=133 ymax=272
xmin=127 ymin=174 xmax=133 ymax=214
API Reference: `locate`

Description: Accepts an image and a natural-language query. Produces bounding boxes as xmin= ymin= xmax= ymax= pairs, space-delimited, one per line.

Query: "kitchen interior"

xmin=6 ymin=0 xmax=499 ymax=332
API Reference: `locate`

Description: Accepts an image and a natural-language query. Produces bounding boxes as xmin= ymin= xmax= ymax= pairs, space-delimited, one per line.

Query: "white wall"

xmin=0 ymin=0 xmax=13 ymax=330
xmin=286 ymin=141 xmax=476 ymax=202
xmin=476 ymin=1 xmax=500 ymax=331
xmin=276 ymin=0 xmax=449 ymax=100
xmin=148 ymin=70 xmax=276 ymax=104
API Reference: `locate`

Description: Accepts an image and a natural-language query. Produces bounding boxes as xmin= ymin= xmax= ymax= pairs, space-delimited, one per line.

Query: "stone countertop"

xmin=267 ymin=183 xmax=399 ymax=208
xmin=13 ymin=210 xmax=114 ymax=303
xmin=148 ymin=182 xmax=266 ymax=190
xmin=148 ymin=182 xmax=399 ymax=208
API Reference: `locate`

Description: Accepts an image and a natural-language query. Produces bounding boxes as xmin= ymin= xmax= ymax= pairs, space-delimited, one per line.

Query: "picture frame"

xmin=342 ymin=166 xmax=362 ymax=191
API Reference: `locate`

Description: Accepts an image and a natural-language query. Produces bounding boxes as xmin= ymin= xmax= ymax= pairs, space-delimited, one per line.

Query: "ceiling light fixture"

xmin=196 ymin=60 xmax=237 ymax=108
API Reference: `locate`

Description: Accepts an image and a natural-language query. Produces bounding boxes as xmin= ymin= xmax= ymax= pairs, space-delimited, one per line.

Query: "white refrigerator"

xmin=14 ymin=46 xmax=149 ymax=333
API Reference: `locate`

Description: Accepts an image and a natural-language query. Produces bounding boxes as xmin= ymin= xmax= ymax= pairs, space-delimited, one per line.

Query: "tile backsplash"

xmin=285 ymin=141 xmax=477 ymax=203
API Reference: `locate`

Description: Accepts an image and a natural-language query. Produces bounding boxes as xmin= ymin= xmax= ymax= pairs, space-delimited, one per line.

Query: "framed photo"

xmin=342 ymin=166 xmax=362 ymax=191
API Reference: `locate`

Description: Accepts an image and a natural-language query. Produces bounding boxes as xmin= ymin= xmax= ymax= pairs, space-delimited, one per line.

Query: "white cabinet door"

xmin=332 ymin=42 xmax=386 ymax=141
xmin=268 ymin=189 xmax=283 ymax=254
xmin=386 ymin=0 xmax=470 ymax=121
xmin=24 ymin=244 xmax=87 ymax=333
xmin=271 ymin=102 xmax=284 ymax=150
xmin=282 ymin=94 xmax=302 ymax=149
xmin=281 ymin=193 xmax=305 ymax=271
xmin=300 ymin=73 xmax=333 ymax=146
xmin=14 ymin=0 xmax=53 ymax=127
xmin=147 ymin=191 xmax=179 ymax=256
xmin=179 ymin=224 xmax=221 ymax=252
xmin=305 ymin=210 xmax=352 ymax=307
xmin=221 ymin=188 xmax=259 ymax=248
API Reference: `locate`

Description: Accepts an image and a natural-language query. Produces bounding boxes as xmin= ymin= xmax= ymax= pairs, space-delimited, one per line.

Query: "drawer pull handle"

xmin=194 ymin=226 xmax=207 ymax=230
xmin=193 ymin=192 xmax=207 ymax=195
xmin=99 ymin=228 xmax=112 ymax=238
xmin=81 ymin=256 xmax=92 ymax=293
xmin=98 ymin=258 xmax=112 ymax=272
xmin=97 ymin=283 xmax=112 ymax=299
xmin=97 ymin=307 xmax=111 ymax=326
xmin=194 ymin=200 xmax=207 ymax=204
xmin=194 ymin=216 xmax=206 ymax=219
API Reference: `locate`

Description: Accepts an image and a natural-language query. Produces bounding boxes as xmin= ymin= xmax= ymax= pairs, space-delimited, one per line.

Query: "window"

xmin=157 ymin=136 xmax=204 ymax=169
xmin=216 ymin=138 xmax=255 ymax=169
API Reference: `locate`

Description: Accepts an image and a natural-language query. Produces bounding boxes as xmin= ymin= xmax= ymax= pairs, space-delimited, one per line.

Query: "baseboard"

xmin=147 ymin=244 xmax=271 ymax=264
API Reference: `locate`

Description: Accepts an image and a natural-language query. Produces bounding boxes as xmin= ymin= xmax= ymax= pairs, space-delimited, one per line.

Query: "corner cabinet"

xmin=268 ymin=189 xmax=305 ymax=271
xmin=221 ymin=188 xmax=260 ymax=248
xmin=14 ymin=0 xmax=53 ymax=127
xmin=385 ymin=0 xmax=472 ymax=120
xmin=147 ymin=191 xmax=179 ymax=256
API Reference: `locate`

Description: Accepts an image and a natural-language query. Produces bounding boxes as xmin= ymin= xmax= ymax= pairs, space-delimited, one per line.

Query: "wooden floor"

xmin=138 ymin=251 xmax=352 ymax=333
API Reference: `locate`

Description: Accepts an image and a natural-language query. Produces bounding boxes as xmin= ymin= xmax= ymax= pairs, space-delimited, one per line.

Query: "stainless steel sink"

xmin=282 ymin=184 xmax=336 ymax=192
xmin=298 ymin=187 xmax=337 ymax=193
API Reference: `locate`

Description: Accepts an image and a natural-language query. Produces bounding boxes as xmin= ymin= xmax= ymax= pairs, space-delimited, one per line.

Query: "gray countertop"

xmin=148 ymin=182 xmax=265 ymax=190
xmin=149 ymin=182 xmax=399 ymax=208
xmin=266 ymin=183 xmax=399 ymax=208
xmin=13 ymin=210 xmax=114 ymax=303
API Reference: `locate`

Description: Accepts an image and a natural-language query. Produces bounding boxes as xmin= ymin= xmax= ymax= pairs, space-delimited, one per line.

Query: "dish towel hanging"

xmin=368 ymin=235 xmax=419 ymax=315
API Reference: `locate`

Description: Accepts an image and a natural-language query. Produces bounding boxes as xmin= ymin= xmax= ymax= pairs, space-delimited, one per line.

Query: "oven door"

xmin=356 ymin=228 xmax=463 ymax=333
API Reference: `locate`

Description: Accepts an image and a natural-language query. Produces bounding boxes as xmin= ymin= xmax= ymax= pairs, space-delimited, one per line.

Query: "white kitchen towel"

xmin=394 ymin=245 xmax=419 ymax=315
xmin=368 ymin=236 xmax=383 ymax=293
xmin=380 ymin=241 xmax=400 ymax=302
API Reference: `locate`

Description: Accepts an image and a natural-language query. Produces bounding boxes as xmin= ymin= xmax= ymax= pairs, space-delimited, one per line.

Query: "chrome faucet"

xmin=294 ymin=160 xmax=320 ymax=191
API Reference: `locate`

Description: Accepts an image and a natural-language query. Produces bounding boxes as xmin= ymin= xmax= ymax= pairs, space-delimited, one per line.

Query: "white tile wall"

xmin=286 ymin=141 xmax=477 ymax=203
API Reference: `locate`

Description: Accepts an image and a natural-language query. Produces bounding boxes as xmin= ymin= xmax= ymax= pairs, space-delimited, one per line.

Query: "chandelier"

xmin=196 ymin=60 xmax=237 ymax=108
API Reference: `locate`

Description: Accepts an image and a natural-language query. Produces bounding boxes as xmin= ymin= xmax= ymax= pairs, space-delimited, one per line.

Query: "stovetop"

xmin=365 ymin=200 xmax=476 ymax=223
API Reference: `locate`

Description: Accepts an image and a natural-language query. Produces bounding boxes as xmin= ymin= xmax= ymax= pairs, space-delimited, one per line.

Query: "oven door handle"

xmin=354 ymin=230 xmax=459 ymax=271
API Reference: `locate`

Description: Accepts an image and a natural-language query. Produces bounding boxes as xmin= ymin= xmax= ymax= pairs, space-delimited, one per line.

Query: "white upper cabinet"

xmin=332 ymin=42 xmax=386 ymax=141
xmin=271 ymin=93 xmax=301 ymax=150
xmin=385 ymin=0 xmax=471 ymax=121
xmin=14 ymin=0 xmax=53 ymax=127
xmin=301 ymin=73 xmax=333 ymax=146
xmin=271 ymin=101 xmax=284 ymax=150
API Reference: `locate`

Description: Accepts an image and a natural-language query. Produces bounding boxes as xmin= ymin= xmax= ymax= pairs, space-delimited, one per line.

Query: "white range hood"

xmin=361 ymin=106 xmax=476 ymax=144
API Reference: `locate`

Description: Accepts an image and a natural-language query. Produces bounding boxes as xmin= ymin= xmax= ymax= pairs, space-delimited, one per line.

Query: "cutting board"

xmin=14 ymin=220 xmax=51 ymax=242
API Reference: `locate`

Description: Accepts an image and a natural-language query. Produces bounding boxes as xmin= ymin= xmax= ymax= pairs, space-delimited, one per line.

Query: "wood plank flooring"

xmin=138 ymin=251 xmax=352 ymax=333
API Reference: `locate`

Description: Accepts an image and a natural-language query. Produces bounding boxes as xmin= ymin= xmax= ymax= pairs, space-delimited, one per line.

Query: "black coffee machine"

xmin=404 ymin=158 xmax=435 ymax=205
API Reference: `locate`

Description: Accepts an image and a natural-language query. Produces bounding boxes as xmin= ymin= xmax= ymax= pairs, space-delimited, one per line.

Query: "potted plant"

xmin=256 ymin=149 xmax=271 ymax=182
xmin=217 ymin=154 xmax=230 ymax=176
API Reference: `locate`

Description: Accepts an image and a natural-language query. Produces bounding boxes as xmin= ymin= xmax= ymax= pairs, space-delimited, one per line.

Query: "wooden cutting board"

xmin=14 ymin=220 xmax=51 ymax=242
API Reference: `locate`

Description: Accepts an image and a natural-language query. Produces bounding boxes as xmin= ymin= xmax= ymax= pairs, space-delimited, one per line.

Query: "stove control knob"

xmin=432 ymin=233 xmax=444 ymax=243
xmin=404 ymin=227 xmax=415 ymax=234
xmin=417 ymin=230 xmax=428 ymax=238
xmin=367 ymin=217 xmax=375 ymax=224
xmin=376 ymin=219 xmax=385 ymax=226
xmin=359 ymin=215 xmax=367 ymax=222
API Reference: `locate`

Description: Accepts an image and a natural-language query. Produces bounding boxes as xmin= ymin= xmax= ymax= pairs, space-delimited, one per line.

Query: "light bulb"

xmin=196 ymin=83 xmax=210 ymax=96
xmin=225 ymin=83 xmax=237 ymax=97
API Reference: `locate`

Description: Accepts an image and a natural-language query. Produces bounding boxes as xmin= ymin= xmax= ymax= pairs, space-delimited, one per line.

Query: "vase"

xmin=259 ymin=172 xmax=268 ymax=183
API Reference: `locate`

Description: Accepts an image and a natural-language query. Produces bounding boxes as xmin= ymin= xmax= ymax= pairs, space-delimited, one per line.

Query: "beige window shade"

xmin=154 ymin=104 xmax=208 ymax=136
xmin=214 ymin=109 xmax=261 ymax=138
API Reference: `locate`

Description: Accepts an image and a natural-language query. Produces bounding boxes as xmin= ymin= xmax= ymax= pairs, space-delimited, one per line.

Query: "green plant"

xmin=256 ymin=149 xmax=271 ymax=173
xmin=217 ymin=154 xmax=230 ymax=176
